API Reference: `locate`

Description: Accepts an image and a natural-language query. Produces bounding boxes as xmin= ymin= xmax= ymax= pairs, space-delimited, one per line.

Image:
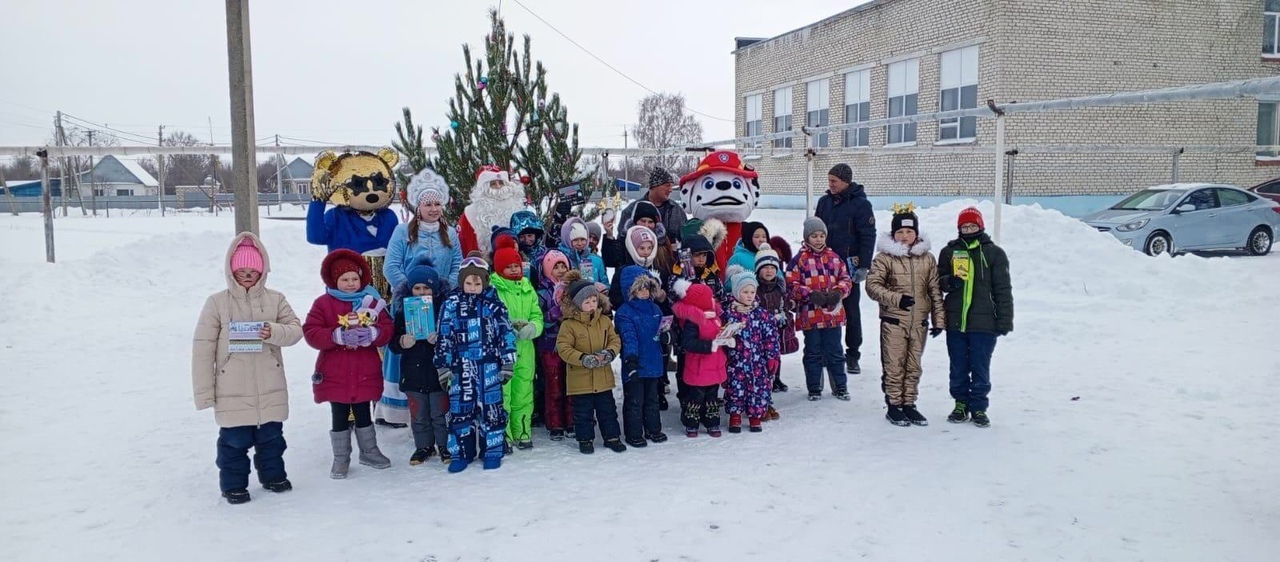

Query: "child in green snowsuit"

xmin=491 ymin=243 xmax=544 ymax=448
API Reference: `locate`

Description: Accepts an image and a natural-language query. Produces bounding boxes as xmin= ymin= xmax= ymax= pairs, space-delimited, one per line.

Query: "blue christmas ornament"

xmin=450 ymin=120 xmax=459 ymax=129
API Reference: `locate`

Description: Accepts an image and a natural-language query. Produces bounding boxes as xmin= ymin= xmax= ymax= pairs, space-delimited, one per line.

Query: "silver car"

xmin=1082 ymin=183 xmax=1280 ymax=256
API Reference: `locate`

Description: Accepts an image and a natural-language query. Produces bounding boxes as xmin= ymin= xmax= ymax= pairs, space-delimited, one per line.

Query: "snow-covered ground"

xmin=2 ymin=201 xmax=1278 ymax=561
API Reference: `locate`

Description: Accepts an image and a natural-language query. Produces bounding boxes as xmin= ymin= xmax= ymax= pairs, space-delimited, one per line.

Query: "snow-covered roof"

xmin=115 ymin=157 xmax=159 ymax=187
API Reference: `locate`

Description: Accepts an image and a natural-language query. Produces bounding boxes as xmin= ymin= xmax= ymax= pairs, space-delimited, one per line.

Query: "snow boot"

xmin=549 ymin=429 xmax=565 ymax=441
xmin=768 ymin=405 xmax=781 ymax=421
xmin=885 ymin=405 xmax=911 ymax=426
xmin=409 ymin=447 xmax=434 ymax=466
xmin=603 ymin=438 xmax=627 ymax=453
xmin=728 ymin=414 xmax=742 ymax=433
xmin=503 ymin=439 xmax=513 ymax=455
xmin=846 ymin=357 xmax=861 ymax=375
xmin=625 ymin=436 xmax=648 ymax=448
xmin=685 ymin=427 xmax=699 ymax=438
xmin=263 ymin=479 xmax=292 ymax=493
xmin=516 ymin=440 xmax=534 ymax=451
xmin=375 ymin=418 xmax=408 ymax=429
xmin=773 ymin=378 xmax=788 ymax=393
xmin=807 ymin=393 xmax=822 ymax=402
xmin=749 ymin=417 xmax=762 ymax=433
xmin=353 ymin=425 xmax=391 ymax=469
xmin=971 ymin=411 xmax=991 ymax=428
xmin=329 ymin=429 xmax=352 ymax=480
xmin=447 ymin=457 xmax=470 ymax=473
xmin=578 ymin=440 xmax=595 ymax=454
xmin=483 ymin=458 xmax=502 ymax=470
xmin=222 ymin=489 xmax=250 ymax=505
xmin=439 ymin=449 xmax=453 ymax=464
xmin=902 ymin=405 xmax=928 ymax=426
xmin=833 ymin=389 xmax=851 ymax=401
xmin=708 ymin=427 xmax=723 ymax=438
xmin=646 ymin=432 xmax=668 ymax=443
xmin=947 ymin=401 xmax=969 ymax=423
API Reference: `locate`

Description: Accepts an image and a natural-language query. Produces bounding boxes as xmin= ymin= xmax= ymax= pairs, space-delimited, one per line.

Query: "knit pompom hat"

xmin=567 ymin=278 xmax=600 ymax=308
xmin=540 ymin=249 xmax=570 ymax=283
xmin=493 ymin=247 xmax=524 ymax=280
xmin=725 ymin=265 xmax=758 ymax=301
xmin=230 ymin=237 xmax=263 ymax=274
xmin=803 ymin=217 xmax=827 ymax=239
xmin=754 ymin=248 xmax=782 ymax=275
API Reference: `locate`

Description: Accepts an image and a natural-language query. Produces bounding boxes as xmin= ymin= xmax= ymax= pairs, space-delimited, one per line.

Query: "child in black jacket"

xmin=389 ymin=264 xmax=449 ymax=465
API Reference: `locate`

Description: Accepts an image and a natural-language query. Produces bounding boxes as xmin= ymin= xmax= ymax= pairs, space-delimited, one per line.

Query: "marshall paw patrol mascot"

xmin=678 ymin=151 xmax=761 ymax=277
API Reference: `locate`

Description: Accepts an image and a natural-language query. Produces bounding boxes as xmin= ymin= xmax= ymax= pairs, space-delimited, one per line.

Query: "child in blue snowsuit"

xmin=434 ymin=255 xmax=518 ymax=472
xmin=614 ymin=265 xmax=667 ymax=447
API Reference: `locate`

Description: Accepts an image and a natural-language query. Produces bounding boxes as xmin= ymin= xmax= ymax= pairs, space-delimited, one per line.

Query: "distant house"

xmin=0 ymin=178 xmax=63 ymax=197
xmin=78 ymin=155 xmax=159 ymax=197
xmin=267 ymin=157 xmax=313 ymax=194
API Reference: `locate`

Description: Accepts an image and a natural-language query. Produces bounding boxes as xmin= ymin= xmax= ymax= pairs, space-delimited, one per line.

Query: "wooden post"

xmin=226 ymin=0 xmax=260 ymax=234
xmin=39 ymin=150 xmax=55 ymax=263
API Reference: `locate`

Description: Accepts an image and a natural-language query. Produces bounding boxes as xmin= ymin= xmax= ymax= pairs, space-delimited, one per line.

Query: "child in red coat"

xmin=672 ymin=283 xmax=729 ymax=437
xmin=303 ymin=249 xmax=395 ymax=479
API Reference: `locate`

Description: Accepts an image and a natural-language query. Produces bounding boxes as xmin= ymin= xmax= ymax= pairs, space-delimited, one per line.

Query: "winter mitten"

xmin=623 ymin=358 xmax=639 ymax=382
xmin=898 ymin=295 xmax=916 ymax=310
xmin=427 ymin=332 xmax=438 ymax=344
xmin=580 ymin=354 xmax=601 ymax=369
xmin=517 ymin=323 xmax=539 ymax=340
xmin=600 ymin=349 xmax=617 ymax=363
xmin=438 ymin=369 xmax=454 ymax=388
xmin=501 ymin=365 xmax=514 ymax=384
xmin=335 ymin=327 xmax=361 ymax=347
xmin=723 ymin=337 xmax=737 ymax=349
xmin=807 ymin=291 xmax=827 ymax=308
xmin=353 ymin=326 xmax=377 ymax=347
xmin=399 ymin=334 xmax=416 ymax=349
xmin=854 ymin=268 xmax=869 ymax=284
xmin=930 ymin=328 xmax=944 ymax=338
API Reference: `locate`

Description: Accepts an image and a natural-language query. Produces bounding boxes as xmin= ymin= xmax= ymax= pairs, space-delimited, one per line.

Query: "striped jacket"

xmin=786 ymin=244 xmax=853 ymax=330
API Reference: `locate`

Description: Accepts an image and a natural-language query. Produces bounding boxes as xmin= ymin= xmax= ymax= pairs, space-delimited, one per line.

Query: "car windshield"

xmin=1110 ymin=189 xmax=1186 ymax=211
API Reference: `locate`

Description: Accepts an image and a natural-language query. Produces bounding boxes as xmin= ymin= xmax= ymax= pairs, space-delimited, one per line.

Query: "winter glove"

xmin=623 ymin=358 xmax=640 ymax=382
xmin=438 ymin=369 xmax=454 ymax=388
xmin=334 ymin=327 xmax=361 ymax=347
xmin=898 ymin=295 xmax=916 ymax=310
xmin=807 ymin=291 xmax=829 ymax=308
xmin=854 ymin=268 xmax=869 ymax=284
xmin=427 ymin=332 xmax=438 ymax=345
xmin=515 ymin=323 xmax=539 ymax=340
xmin=713 ymin=337 xmax=736 ymax=349
xmin=500 ymin=364 xmax=514 ymax=384
xmin=580 ymin=354 xmax=601 ymax=369
xmin=600 ymin=349 xmax=617 ymax=363
xmin=399 ymin=334 xmax=416 ymax=349
xmin=930 ymin=328 xmax=944 ymax=338
xmin=353 ymin=326 xmax=377 ymax=348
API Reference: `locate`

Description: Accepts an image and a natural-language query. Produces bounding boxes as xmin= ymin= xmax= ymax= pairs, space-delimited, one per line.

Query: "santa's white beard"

xmin=465 ymin=182 xmax=526 ymax=252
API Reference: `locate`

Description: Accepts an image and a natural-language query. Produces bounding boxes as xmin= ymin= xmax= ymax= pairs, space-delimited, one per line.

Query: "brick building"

xmin=733 ymin=0 xmax=1280 ymax=196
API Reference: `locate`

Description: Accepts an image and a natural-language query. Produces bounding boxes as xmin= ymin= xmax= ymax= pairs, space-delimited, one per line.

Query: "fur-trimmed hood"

xmin=875 ymin=232 xmax=933 ymax=257
xmin=555 ymin=269 xmax=611 ymax=319
xmin=699 ymin=217 xmax=728 ymax=252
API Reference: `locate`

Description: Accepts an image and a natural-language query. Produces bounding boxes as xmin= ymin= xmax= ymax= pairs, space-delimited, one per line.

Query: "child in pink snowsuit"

xmin=722 ymin=266 xmax=780 ymax=433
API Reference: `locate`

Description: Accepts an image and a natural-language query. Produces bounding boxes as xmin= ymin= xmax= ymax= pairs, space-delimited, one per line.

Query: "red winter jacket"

xmin=303 ymin=294 xmax=394 ymax=404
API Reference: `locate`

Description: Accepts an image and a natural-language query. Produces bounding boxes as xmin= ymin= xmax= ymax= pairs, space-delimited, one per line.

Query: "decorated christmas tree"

xmin=394 ymin=8 xmax=605 ymax=225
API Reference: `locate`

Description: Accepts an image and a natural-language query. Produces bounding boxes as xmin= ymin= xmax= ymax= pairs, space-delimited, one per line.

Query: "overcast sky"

xmin=0 ymin=0 xmax=863 ymax=153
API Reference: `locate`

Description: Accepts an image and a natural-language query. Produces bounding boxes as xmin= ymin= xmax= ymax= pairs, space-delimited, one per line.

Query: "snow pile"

xmin=2 ymin=205 xmax=1278 ymax=560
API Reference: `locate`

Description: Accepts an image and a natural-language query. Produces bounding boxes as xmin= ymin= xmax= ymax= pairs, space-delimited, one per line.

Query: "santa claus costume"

xmin=458 ymin=165 xmax=529 ymax=257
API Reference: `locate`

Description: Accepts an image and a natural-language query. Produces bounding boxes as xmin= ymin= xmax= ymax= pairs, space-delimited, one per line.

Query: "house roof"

xmin=731 ymin=0 xmax=886 ymax=54
xmin=268 ymin=156 xmax=314 ymax=182
xmin=83 ymin=155 xmax=158 ymax=187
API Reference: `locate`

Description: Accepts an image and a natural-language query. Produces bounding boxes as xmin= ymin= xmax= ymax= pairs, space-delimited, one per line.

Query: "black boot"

xmin=578 ymin=440 xmax=595 ymax=454
xmin=409 ymin=447 xmax=434 ymax=466
xmin=263 ymin=479 xmax=292 ymax=493
xmin=549 ymin=429 xmax=565 ymax=441
xmin=646 ymin=432 xmax=668 ymax=443
xmin=885 ymin=405 xmax=911 ymax=426
xmin=604 ymin=438 xmax=627 ymax=453
xmin=947 ymin=401 xmax=969 ymax=423
xmin=971 ymin=410 xmax=990 ymax=428
xmin=625 ymin=436 xmax=648 ymax=448
xmin=901 ymin=405 xmax=928 ymax=426
xmin=773 ymin=378 xmax=789 ymax=392
xmin=222 ymin=489 xmax=251 ymax=505
xmin=846 ymin=357 xmax=861 ymax=375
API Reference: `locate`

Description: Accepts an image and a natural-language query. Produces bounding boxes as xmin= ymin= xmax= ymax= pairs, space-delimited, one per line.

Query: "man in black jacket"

xmin=815 ymin=163 xmax=876 ymax=374
xmin=937 ymin=207 xmax=1013 ymax=428
xmin=618 ymin=167 xmax=688 ymax=247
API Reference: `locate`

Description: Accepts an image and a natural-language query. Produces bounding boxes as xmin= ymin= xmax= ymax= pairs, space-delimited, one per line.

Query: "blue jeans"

xmin=803 ymin=327 xmax=846 ymax=395
xmin=216 ymin=422 xmax=286 ymax=493
xmin=946 ymin=330 xmax=998 ymax=411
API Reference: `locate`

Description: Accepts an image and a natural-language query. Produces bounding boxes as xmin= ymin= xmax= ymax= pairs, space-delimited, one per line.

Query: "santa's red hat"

xmin=679 ymin=150 xmax=758 ymax=186
xmin=475 ymin=164 xmax=509 ymax=186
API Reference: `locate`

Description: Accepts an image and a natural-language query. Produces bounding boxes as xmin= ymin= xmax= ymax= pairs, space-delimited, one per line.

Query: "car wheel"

xmin=1144 ymin=232 xmax=1172 ymax=256
xmin=1247 ymin=226 xmax=1272 ymax=256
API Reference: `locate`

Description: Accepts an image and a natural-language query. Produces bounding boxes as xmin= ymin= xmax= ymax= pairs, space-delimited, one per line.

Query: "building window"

xmin=116 ymin=189 xmax=131 ymax=196
xmin=887 ymin=58 xmax=919 ymax=145
xmin=1266 ymin=1 xmax=1280 ymax=56
xmin=744 ymin=94 xmax=763 ymax=146
xmin=806 ymin=79 xmax=831 ymax=148
xmin=773 ymin=87 xmax=793 ymax=148
xmin=843 ymin=70 xmax=871 ymax=147
xmin=939 ymin=46 xmax=979 ymax=141
xmin=1259 ymin=101 xmax=1279 ymax=158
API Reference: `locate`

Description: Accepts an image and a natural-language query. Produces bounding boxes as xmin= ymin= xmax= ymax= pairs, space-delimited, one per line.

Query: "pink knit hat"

xmin=230 ymin=238 xmax=264 ymax=274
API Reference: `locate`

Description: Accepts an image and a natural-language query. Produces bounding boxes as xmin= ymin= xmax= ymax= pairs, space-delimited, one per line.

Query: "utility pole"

xmin=87 ymin=129 xmax=97 ymax=216
xmin=55 ymin=111 xmax=67 ymax=217
xmin=275 ymin=134 xmax=283 ymax=211
xmin=1 ymin=167 xmax=17 ymax=216
xmin=38 ymin=149 xmax=54 ymax=263
xmin=622 ymin=126 xmax=629 ymax=190
xmin=225 ymin=0 xmax=259 ymax=234
xmin=157 ymin=125 xmax=166 ymax=217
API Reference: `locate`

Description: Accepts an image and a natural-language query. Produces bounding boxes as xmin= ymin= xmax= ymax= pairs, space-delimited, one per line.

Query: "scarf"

xmin=326 ymin=286 xmax=384 ymax=311
xmin=731 ymin=301 xmax=755 ymax=314
xmin=419 ymin=220 xmax=440 ymax=233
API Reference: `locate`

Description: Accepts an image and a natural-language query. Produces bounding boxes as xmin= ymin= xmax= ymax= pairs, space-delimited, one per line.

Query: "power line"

xmin=507 ymin=0 xmax=732 ymax=123
xmin=59 ymin=113 xmax=157 ymax=144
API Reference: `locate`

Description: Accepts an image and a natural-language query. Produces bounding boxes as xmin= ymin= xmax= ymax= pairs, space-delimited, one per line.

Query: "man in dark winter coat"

xmin=619 ymin=167 xmax=688 ymax=246
xmin=815 ymin=163 xmax=876 ymax=375
xmin=937 ymin=207 xmax=1013 ymax=428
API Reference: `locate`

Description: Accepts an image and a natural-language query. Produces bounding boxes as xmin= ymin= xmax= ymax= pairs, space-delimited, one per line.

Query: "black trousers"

xmin=622 ymin=378 xmax=662 ymax=440
xmin=330 ymin=401 xmax=372 ymax=432
xmin=680 ymin=384 xmax=721 ymax=430
xmin=571 ymin=390 xmax=621 ymax=442
xmin=843 ymin=289 xmax=863 ymax=361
